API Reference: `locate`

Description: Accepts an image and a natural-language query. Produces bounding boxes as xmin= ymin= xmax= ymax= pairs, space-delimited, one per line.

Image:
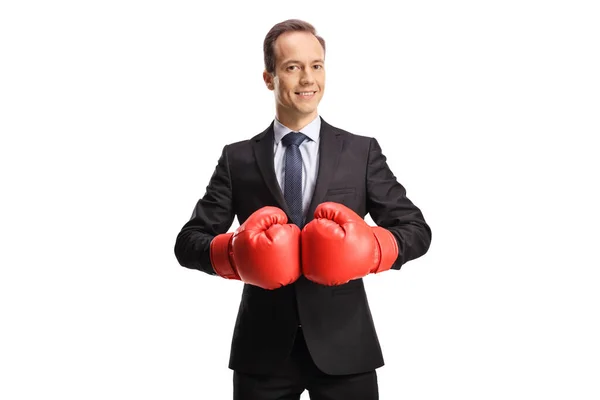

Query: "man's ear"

xmin=263 ymin=70 xmax=274 ymax=90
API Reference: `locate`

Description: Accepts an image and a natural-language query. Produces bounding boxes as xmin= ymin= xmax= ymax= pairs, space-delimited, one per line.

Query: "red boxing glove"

xmin=301 ymin=202 xmax=399 ymax=286
xmin=210 ymin=206 xmax=301 ymax=290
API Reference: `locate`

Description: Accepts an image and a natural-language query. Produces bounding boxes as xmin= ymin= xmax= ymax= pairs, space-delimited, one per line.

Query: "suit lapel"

xmin=305 ymin=118 xmax=343 ymax=223
xmin=252 ymin=122 xmax=291 ymax=216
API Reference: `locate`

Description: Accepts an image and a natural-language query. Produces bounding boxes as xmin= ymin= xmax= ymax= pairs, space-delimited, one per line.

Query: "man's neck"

xmin=275 ymin=111 xmax=318 ymax=132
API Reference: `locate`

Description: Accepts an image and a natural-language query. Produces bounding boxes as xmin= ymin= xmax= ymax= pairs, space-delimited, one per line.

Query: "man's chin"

xmin=297 ymin=110 xmax=318 ymax=120
xmin=294 ymin=105 xmax=319 ymax=116
xmin=279 ymin=104 xmax=319 ymax=121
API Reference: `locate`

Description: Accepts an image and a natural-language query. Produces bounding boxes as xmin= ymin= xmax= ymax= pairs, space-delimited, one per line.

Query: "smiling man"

xmin=174 ymin=19 xmax=432 ymax=400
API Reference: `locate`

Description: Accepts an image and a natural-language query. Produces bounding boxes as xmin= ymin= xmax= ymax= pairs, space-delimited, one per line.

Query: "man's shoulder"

xmin=322 ymin=119 xmax=375 ymax=145
xmin=217 ymin=118 xmax=378 ymax=150
xmin=218 ymin=124 xmax=272 ymax=150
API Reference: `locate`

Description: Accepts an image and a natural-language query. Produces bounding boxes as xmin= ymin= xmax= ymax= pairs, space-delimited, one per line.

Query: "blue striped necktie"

xmin=282 ymin=131 xmax=308 ymax=227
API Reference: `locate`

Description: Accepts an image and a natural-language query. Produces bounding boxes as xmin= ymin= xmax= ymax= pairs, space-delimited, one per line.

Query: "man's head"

xmin=263 ymin=19 xmax=326 ymax=129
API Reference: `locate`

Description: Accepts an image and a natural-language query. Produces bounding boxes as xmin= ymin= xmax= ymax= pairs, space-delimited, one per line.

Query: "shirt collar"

xmin=273 ymin=115 xmax=321 ymax=145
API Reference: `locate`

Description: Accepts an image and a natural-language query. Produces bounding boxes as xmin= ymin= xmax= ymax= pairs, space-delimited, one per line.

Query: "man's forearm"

xmin=174 ymin=228 xmax=217 ymax=275
xmin=388 ymin=220 xmax=432 ymax=269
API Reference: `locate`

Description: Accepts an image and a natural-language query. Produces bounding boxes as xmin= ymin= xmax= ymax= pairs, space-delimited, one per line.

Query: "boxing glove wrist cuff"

xmin=209 ymin=233 xmax=240 ymax=280
xmin=371 ymin=227 xmax=399 ymax=273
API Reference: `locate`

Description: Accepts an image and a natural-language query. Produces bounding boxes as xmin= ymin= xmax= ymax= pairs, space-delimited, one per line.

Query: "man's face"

xmin=264 ymin=31 xmax=325 ymax=121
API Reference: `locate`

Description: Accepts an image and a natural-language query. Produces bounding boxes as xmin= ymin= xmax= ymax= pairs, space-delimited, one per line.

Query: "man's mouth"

xmin=295 ymin=91 xmax=317 ymax=98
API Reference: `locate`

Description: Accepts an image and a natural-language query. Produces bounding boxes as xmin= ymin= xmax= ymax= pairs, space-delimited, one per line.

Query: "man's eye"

xmin=287 ymin=65 xmax=298 ymax=71
xmin=313 ymin=65 xmax=323 ymax=70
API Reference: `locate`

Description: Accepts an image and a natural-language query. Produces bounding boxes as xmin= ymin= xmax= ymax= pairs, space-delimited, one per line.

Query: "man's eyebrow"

xmin=282 ymin=59 xmax=325 ymax=65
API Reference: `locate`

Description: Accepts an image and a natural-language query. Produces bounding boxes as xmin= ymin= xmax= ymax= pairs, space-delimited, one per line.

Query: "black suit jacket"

xmin=174 ymin=117 xmax=432 ymax=376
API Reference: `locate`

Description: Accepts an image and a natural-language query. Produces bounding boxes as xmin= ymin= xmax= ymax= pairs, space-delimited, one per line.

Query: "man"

xmin=174 ymin=19 xmax=431 ymax=400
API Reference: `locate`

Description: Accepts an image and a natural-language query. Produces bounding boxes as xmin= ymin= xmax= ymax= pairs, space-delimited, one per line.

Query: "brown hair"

xmin=263 ymin=19 xmax=326 ymax=75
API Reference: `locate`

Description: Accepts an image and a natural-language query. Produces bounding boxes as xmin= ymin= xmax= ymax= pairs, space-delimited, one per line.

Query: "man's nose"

xmin=300 ymin=68 xmax=315 ymax=85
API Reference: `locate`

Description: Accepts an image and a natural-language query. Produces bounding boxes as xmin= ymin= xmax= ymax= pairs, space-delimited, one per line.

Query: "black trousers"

xmin=233 ymin=328 xmax=379 ymax=400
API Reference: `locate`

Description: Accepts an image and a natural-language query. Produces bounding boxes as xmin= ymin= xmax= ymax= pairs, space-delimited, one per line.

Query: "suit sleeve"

xmin=174 ymin=145 xmax=235 ymax=275
xmin=366 ymin=138 xmax=432 ymax=270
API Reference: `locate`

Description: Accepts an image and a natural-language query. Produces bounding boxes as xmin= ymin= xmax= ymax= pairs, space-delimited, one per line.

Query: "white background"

xmin=1 ymin=0 xmax=599 ymax=399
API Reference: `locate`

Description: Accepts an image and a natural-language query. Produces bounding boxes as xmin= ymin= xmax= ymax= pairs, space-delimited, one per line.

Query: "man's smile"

xmin=295 ymin=91 xmax=317 ymax=98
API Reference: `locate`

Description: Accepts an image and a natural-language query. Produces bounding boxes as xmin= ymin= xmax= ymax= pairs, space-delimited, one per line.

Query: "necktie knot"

xmin=282 ymin=131 xmax=308 ymax=147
